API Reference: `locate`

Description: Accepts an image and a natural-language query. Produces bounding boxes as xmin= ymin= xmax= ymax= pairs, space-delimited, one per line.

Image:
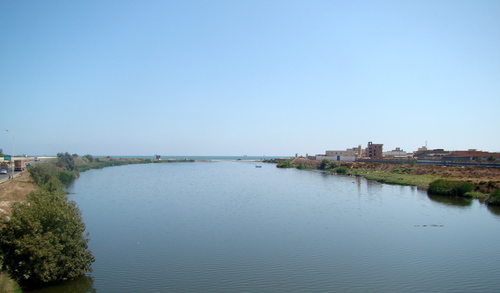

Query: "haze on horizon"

xmin=1 ymin=1 xmax=499 ymax=157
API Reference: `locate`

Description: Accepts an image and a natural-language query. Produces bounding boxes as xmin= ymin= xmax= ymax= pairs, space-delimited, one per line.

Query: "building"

xmin=315 ymin=146 xmax=362 ymax=162
xmin=445 ymin=150 xmax=500 ymax=162
xmin=413 ymin=148 xmax=450 ymax=161
xmin=366 ymin=142 xmax=383 ymax=159
xmin=383 ymin=147 xmax=408 ymax=158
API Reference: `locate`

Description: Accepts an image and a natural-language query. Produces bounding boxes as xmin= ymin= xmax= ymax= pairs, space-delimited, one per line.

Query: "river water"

xmin=34 ymin=161 xmax=500 ymax=292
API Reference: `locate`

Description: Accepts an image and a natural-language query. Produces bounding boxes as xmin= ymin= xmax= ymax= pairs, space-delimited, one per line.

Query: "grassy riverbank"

xmin=69 ymin=155 xmax=195 ymax=172
xmin=274 ymin=158 xmax=500 ymax=196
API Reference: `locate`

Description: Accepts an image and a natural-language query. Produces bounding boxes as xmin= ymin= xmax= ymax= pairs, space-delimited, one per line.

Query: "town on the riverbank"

xmin=265 ymin=141 xmax=500 ymax=204
xmin=307 ymin=141 xmax=500 ymax=166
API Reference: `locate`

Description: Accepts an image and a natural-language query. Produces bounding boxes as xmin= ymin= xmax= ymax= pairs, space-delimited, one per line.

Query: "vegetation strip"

xmin=0 ymin=153 xmax=193 ymax=290
xmin=271 ymin=157 xmax=500 ymax=203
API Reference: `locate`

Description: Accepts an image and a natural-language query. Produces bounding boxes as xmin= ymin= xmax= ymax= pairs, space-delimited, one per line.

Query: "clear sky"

xmin=1 ymin=0 xmax=499 ymax=156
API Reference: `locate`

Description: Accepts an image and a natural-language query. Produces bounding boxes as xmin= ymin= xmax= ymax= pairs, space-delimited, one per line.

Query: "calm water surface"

xmin=35 ymin=161 xmax=500 ymax=292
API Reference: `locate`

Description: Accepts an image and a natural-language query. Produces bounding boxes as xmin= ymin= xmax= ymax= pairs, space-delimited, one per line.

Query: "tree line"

xmin=0 ymin=152 xmax=94 ymax=290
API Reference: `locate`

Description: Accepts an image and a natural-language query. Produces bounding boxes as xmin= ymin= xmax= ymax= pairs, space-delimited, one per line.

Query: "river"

xmin=33 ymin=161 xmax=500 ymax=292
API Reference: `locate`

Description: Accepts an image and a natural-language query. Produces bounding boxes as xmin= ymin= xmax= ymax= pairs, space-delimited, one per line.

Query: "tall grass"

xmin=486 ymin=189 xmax=500 ymax=205
xmin=428 ymin=179 xmax=474 ymax=196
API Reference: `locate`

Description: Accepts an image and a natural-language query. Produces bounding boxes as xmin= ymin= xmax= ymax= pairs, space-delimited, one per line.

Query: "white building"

xmin=315 ymin=146 xmax=361 ymax=162
xmin=383 ymin=147 xmax=408 ymax=158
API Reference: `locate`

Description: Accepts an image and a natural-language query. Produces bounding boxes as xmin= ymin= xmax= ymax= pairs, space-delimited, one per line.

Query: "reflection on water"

xmin=427 ymin=193 xmax=473 ymax=207
xmin=30 ymin=276 xmax=95 ymax=293
xmin=32 ymin=162 xmax=500 ymax=292
xmin=487 ymin=204 xmax=500 ymax=217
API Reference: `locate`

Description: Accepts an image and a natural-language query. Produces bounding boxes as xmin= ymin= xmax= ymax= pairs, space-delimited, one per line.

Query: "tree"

xmin=83 ymin=154 xmax=94 ymax=163
xmin=0 ymin=190 xmax=94 ymax=288
xmin=56 ymin=152 xmax=78 ymax=171
xmin=28 ymin=163 xmax=62 ymax=192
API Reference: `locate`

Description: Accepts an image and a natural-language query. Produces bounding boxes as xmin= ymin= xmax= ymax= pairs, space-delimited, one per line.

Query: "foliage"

xmin=428 ymin=179 xmax=474 ymax=196
xmin=83 ymin=154 xmax=94 ymax=163
xmin=56 ymin=152 xmax=78 ymax=172
xmin=58 ymin=170 xmax=79 ymax=186
xmin=486 ymin=189 xmax=500 ymax=205
xmin=392 ymin=168 xmax=412 ymax=174
xmin=319 ymin=159 xmax=329 ymax=170
xmin=464 ymin=191 xmax=486 ymax=199
xmin=0 ymin=273 xmax=22 ymax=293
xmin=27 ymin=164 xmax=62 ymax=192
xmin=0 ymin=190 xmax=94 ymax=288
xmin=277 ymin=160 xmax=294 ymax=168
xmin=487 ymin=155 xmax=497 ymax=162
xmin=296 ymin=163 xmax=312 ymax=170
xmin=334 ymin=166 xmax=349 ymax=174
xmin=319 ymin=159 xmax=338 ymax=170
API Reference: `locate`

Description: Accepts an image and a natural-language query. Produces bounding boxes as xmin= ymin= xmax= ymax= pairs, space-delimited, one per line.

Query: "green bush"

xmin=297 ymin=163 xmax=311 ymax=170
xmin=463 ymin=191 xmax=484 ymax=198
xmin=58 ymin=170 xmax=79 ymax=186
xmin=0 ymin=190 xmax=94 ymax=288
xmin=28 ymin=164 xmax=60 ymax=188
xmin=334 ymin=166 xmax=349 ymax=174
xmin=392 ymin=168 xmax=412 ymax=174
xmin=319 ymin=159 xmax=329 ymax=170
xmin=319 ymin=159 xmax=339 ymax=170
xmin=277 ymin=160 xmax=294 ymax=168
xmin=83 ymin=154 xmax=94 ymax=163
xmin=428 ymin=179 xmax=474 ymax=196
xmin=56 ymin=152 xmax=78 ymax=172
xmin=486 ymin=189 xmax=500 ymax=205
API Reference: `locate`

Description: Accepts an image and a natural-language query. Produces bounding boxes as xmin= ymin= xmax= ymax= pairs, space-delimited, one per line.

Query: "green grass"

xmin=464 ymin=191 xmax=486 ymax=199
xmin=346 ymin=169 xmax=439 ymax=187
xmin=77 ymin=158 xmax=194 ymax=172
xmin=486 ymin=189 xmax=500 ymax=205
xmin=428 ymin=179 xmax=474 ymax=196
xmin=0 ymin=273 xmax=22 ymax=293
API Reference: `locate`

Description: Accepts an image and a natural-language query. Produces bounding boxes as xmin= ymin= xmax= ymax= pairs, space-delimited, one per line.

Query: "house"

xmin=444 ymin=150 xmax=500 ymax=162
xmin=366 ymin=142 xmax=383 ymax=159
xmin=383 ymin=147 xmax=408 ymax=158
xmin=315 ymin=146 xmax=362 ymax=162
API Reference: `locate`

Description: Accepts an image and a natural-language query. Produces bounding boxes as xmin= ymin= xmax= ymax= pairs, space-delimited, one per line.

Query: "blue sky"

xmin=1 ymin=0 xmax=499 ymax=156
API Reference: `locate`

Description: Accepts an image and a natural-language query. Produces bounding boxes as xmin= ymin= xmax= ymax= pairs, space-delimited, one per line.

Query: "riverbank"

xmin=280 ymin=158 xmax=500 ymax=194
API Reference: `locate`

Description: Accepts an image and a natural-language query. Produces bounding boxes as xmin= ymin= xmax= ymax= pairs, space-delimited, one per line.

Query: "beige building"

xmin=316 ymin=146 xmax=362 ymax=162
xmin=383 ymin=147 xmax=408 ymax=158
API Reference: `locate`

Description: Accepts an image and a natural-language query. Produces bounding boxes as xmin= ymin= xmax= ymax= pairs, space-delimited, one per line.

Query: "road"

xmin=0 ymin=157 xmax=50 ymax=184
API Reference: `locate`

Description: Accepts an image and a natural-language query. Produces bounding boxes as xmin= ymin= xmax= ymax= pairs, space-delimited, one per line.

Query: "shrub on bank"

xmin=58 ymin=170 xmax=79 ymax=186
xmin=464 ymin=191 xmax=485 ymax=198
xmin=296 ymin=163 xmax=312 ymax=170
xmin=486 ymin=189 xmax=500 ymax=205
xmin=28 ymin=163 xmax=59 ymax=188
xmin=334 ymin=166 xmax=349 ymax=174
xmin=277 ymin=160 xmax=294 ymax=168
xmin=319 ymin=159 xmax=338 ymax=170
xmin=428 ymin=179 xmax=474 ymax=196
xmin=0 ymin=190 xmax=94 ymax=288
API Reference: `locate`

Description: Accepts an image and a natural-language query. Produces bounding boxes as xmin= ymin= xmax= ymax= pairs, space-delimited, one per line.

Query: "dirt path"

xmin=0 ymin=172 xmax=37 ymax=217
